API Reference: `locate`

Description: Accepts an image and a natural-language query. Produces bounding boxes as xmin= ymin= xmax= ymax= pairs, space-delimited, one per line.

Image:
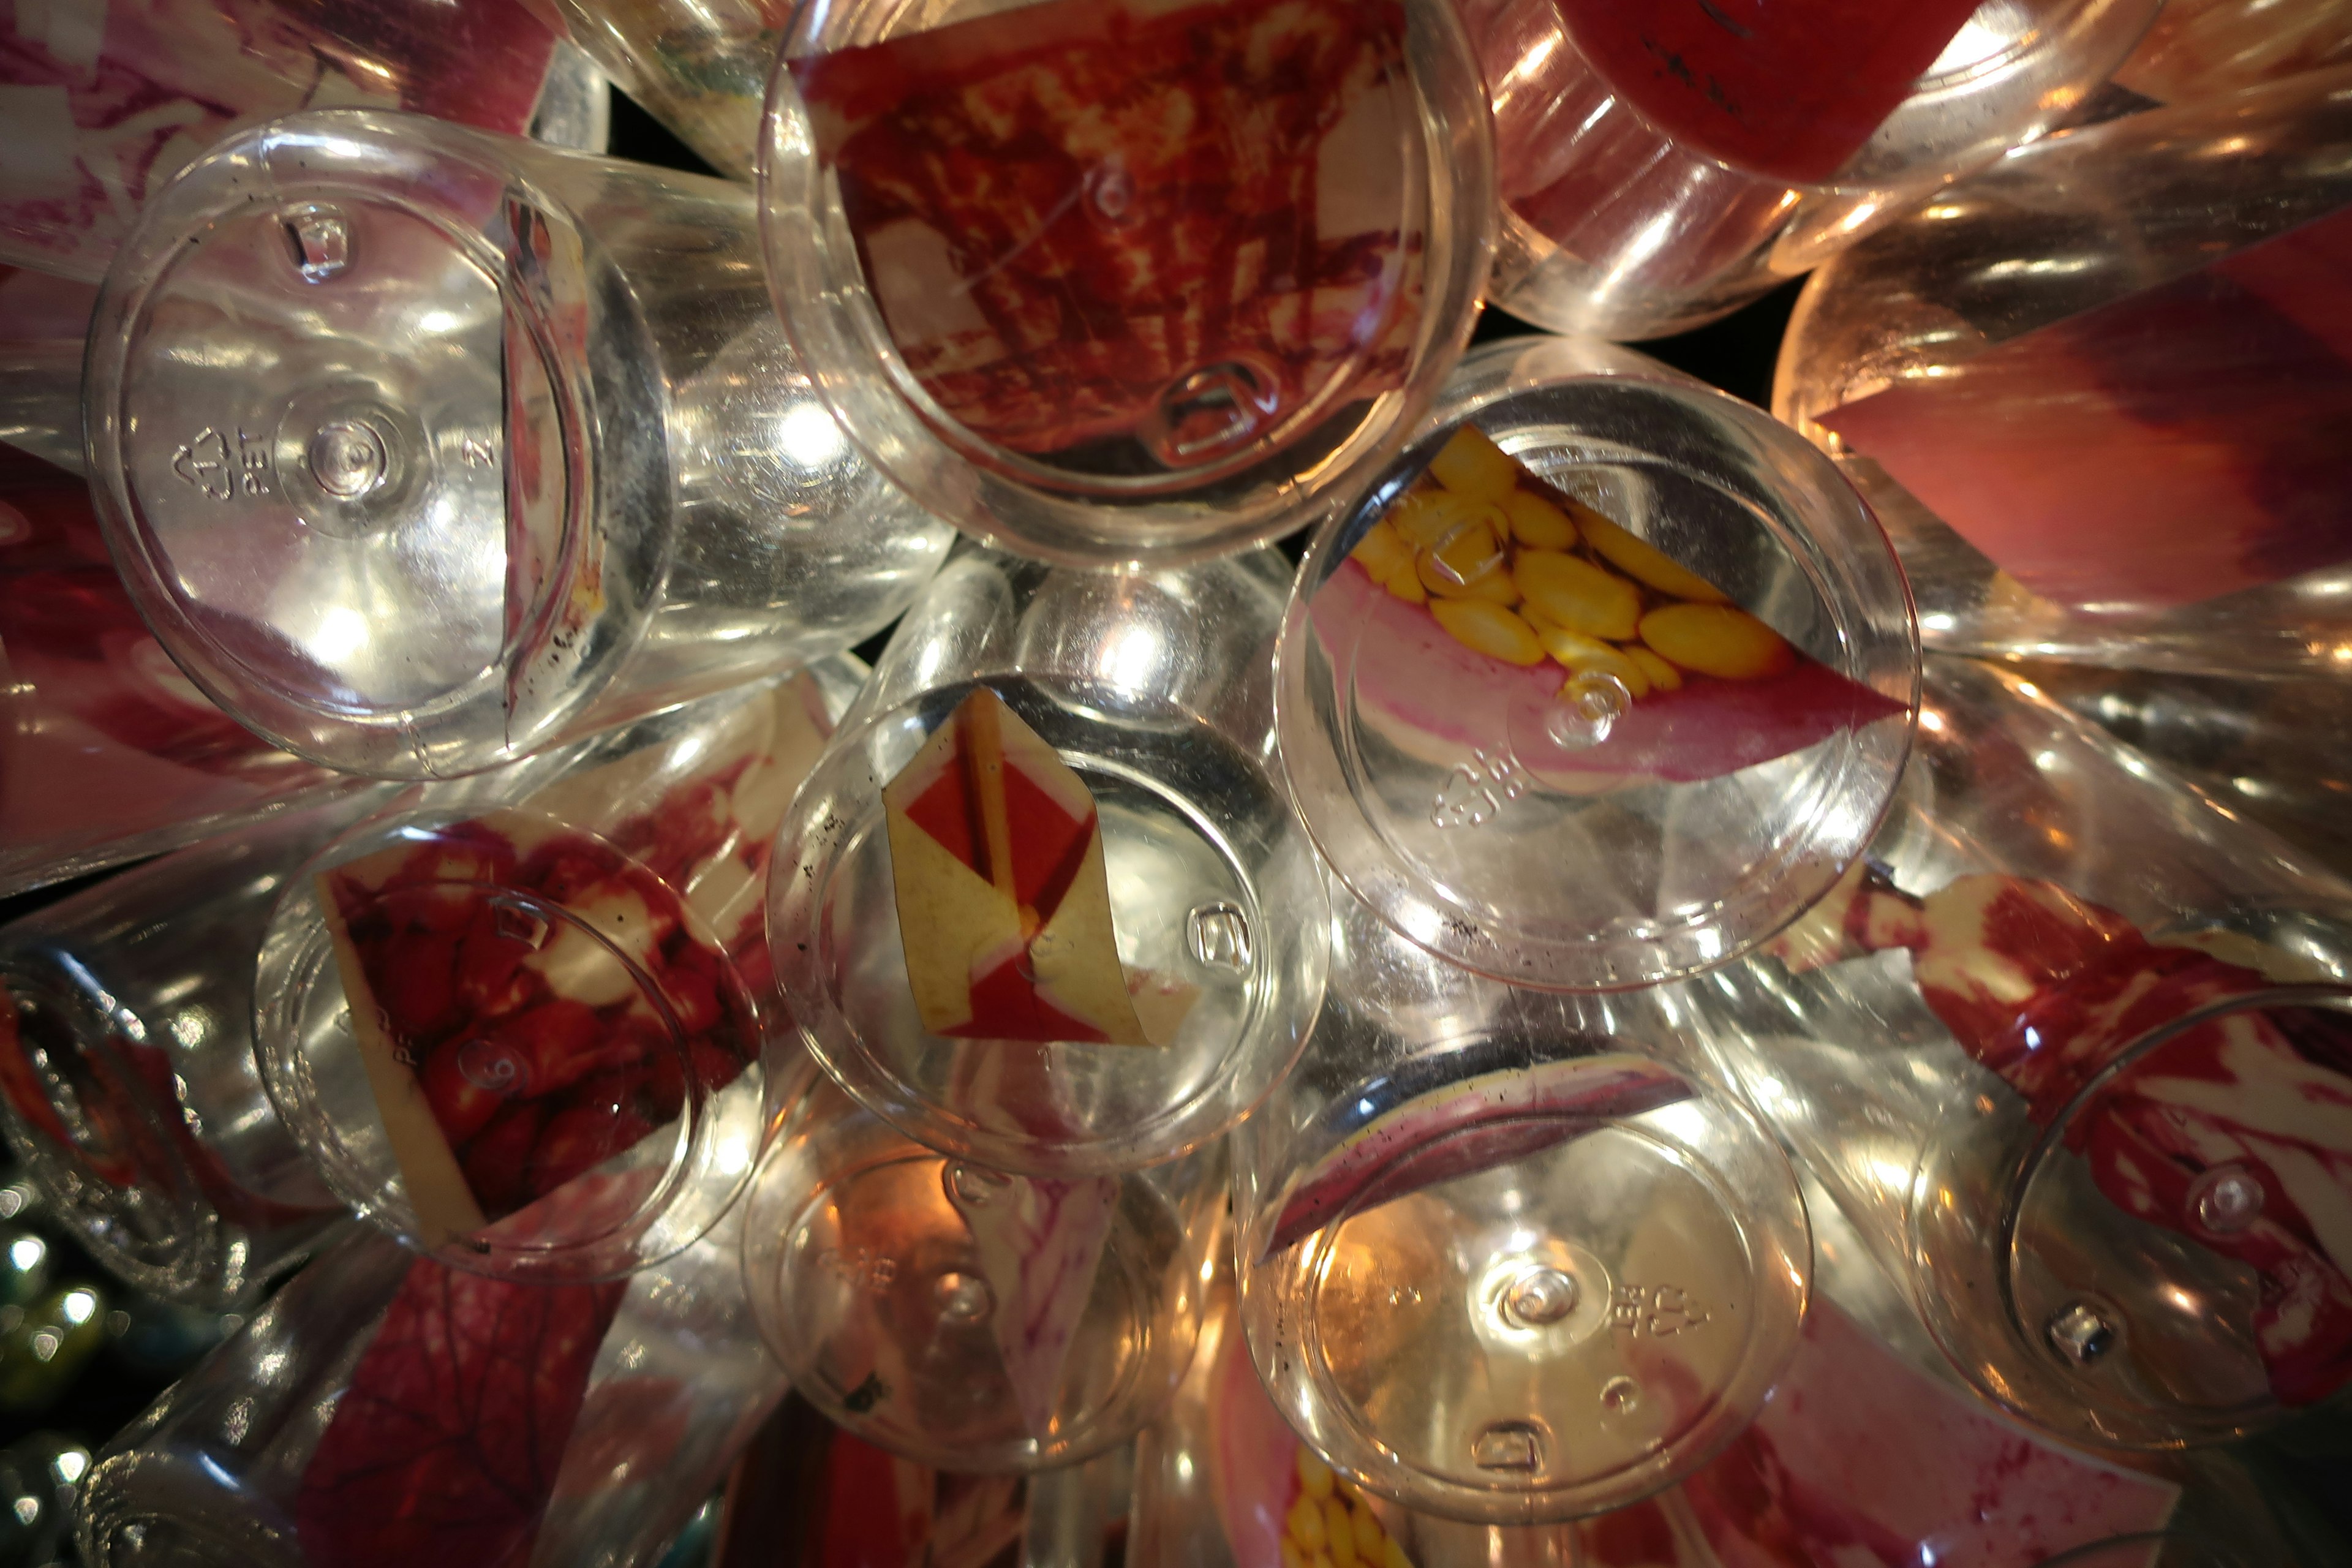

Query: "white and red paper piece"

xmin=1686 ymin=1300 xmax=2180 ymax=1567
xmin=320 ymin=676 xmax=832 ymax=1246
xmin=956 ymin=1170 xmax=1121 ymax=1443
xmin=884 ymin=687 xmax=1194 ymax=1047
xmin=1777 ymin=862 xmax=2352 ymax=1407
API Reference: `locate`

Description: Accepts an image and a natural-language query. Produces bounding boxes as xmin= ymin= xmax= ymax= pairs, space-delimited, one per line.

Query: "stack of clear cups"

xmin=0 ymin=796 xmax=386 ymax=1308
xmin=757 ymin=0 xmax=1494 ymax=566
xmin=255 ymin=659 xmax=863 ymax=1284
xmin=75 ymin=1199 xmax=783 ymax=1568
xmin=1692 ymin=657 xmax=2352 ymax=1450
xmin=740 ymin=1079 xmax=1223 ymax=1471
xmin=1231 ymin=879 xmax=1811 ymax=1526
xmin=752 ymin=543 xmax=1324 ymax=1466
xmin=83 ymin=108 xmax=953 ymax=781
xmin=1773 ymin=68 xmax=2352 ymax=679
xmin=1468 ymin=0 xmax=2161 ymax=341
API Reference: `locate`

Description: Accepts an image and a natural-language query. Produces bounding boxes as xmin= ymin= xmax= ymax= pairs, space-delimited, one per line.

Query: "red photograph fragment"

xmin=791 ymin=0 xmax=1417 ymax=465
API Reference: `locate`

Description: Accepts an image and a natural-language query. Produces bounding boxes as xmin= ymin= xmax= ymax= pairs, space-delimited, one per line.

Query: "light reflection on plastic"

xmin=779 ymin=401 xmax=847 ymax=470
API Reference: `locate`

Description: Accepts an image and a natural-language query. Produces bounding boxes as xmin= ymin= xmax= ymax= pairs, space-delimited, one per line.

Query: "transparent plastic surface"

xmin=2113 ymin=0 xmax=2352 ymax=105
xmin=85 ymin=109 xmax=953 ymax=779
xmin=1472 ymin=0 xmax=2160 ymax=340
xmin=0 ymin=446 xmax=367 ymax=900
xmin=0 ymin=0 xmax=565 ymax=280
xmin=1129 ymin=1254 xmax=1425 ymax=1568
xmin=1277 ymin=336 xmax=1916 ymax=992
xmin=2011 ymin=660 xmax=2352 ymax=878
xmin=715 ymin=1391 xmax=1134 ymax=1568
xmin=758 ymin=0 xmax=1494 ymax=565
xmin=772 ymin=544 xmax=1327 ymax=1177
xmin=1694 ymin=658 xmax=2352 ymax=1448
xmin=1774 ymin=69 xmax=2352 ymax=678
xmin=741 ymin=1078 xmax=1221 ymax=1471
xmin=537 ymin=0 xmax=783 ymax=177
xmin=1231 ymin=879 xmax=1809 ymax=1524
xmin=0 ymin=264 xmax=94 ymax=477
xmin=255 ymin=661 xmax=862 ymax=1282
xmin=76 ymin=1205 xmax=783 ymax=1568
xmin=0 ymin=799 xmax=377 ymax=1306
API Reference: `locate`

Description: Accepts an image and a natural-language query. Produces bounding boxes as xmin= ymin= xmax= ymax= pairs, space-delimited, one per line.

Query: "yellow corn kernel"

xmin=1501 ymin=489 xmax=1578 ymax=551
xmin=1324 ymin=1499 xmax=1359 ymax=1568
xmin=1283 ymin=1542 xmax=1307 ymax=1568
xmin=1385 ymin=568 xmax=1428 ymax=604
xmin=1578 ymin=512 xmax=1730 ymax=603
xmin=1514 ymin=549 xmax=1643 ymax=641
xmin=1390 ymin=488 xmax=1506 ymax=554
xmin=1352 ymin=1501 xmax=1385 ymax=1561
xmin=1298 ymin=1448 xmax=1336 ymax=1502
xmin=1428 ymin=424 xmax=1520 ymax=503
xmin=1640 ymin=603 xmax=1795 ymax=680
xmin=1350 ymin=518 xmax=1412 ymax=584
xmin=1289 ymin=1494 xmax=1327 ymax=1553
xmin=1384 ymin=1540 xmax=1413 ymax=1568
xmin=1433 ymin=600 xmax=1545 ymax=666
xmin=1624 ymin=644 xmax=1683 ymax=693
xmin=1538 ymin=625 xmax=1649 ymax=698
xmin=1417 ymin=522 xmax=1520 ymax=604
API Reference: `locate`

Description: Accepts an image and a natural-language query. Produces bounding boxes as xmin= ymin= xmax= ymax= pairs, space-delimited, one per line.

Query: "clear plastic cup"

xmin=2114 ymin=0 xmax=2352 ymax=105
xmin=769 ymin=543 xmax=1327 ymax=1177
xmin=1473 ymin=0 xmax=2162 ymax=341
xmin=84 ymin=108 xmax=953 ymax=780
xmin=75 ymin=1203 xmax=782 ymax=1568
xmin=740 ymin=1077 xmax=1222 ymax=1471
xmin=255 ymin=661 xmax=862 ymax=1283
xmin=0 ymin=797 xmax=377 ymax=1307
xmin=757 ymin=0 xmax=1494 ymax=566
xmin=1276 ymin=335 xmax=1917 ymax=993
xmin=2010 ymin=660 xmax=2352 ymax=878
xmin=532 ymin=0 xmax=779 ymax=178
xmin=1695 ymin=657 xmax=2352 ymax=1448
xmin=1774 ymin=69 xmax=2352 ymax=679
xmin=1231 ymin=878 xmax=1809 ymax=1524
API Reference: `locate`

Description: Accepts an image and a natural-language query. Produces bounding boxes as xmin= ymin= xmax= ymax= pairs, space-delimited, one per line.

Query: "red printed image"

xmin=1820 ymin=205 xmax=2352 ymax=611
xmin=317 ymin=680 xmax=831 ymax=1240
xmin=791 ymin=0 xmax=1417 ymax=464
xmin=1 ymin=0 xmax=561 ymax=278
xmin=1552 ymin=0 xmax=1983 ymax=183
xmin=1685 ymin=1300 xmax=2179 ymax=1567
xmin=1782 ymin=865 xmax=2352 ymax=1406
xmin=1319 ymin=424 xmax=1905 ymax=791
xmin=0 ymin=448 xmax=341 ymax=874
xmin=0 ymin=982 xmax=338 ymax=1232
xmin=295 ymin=1257 xmax=625 ymax=1568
